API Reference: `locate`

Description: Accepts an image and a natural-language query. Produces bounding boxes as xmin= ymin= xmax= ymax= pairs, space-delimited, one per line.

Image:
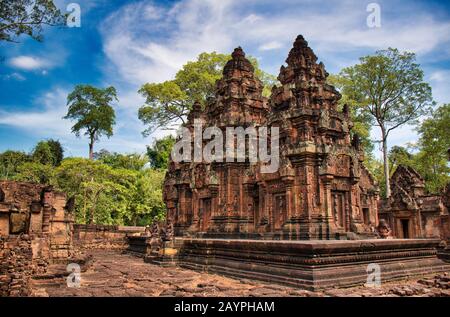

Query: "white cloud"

xmin=95 ymin=0 xmax=450 ymax=157
xmin=99 ymin=0 xmax=450 ymax=86
xmin=259 ymin=41 xmax=283 ymax=51
xmin=1 ymin=72 xmax=26 ymax=81
xmin=8 ymin=56 xmax=50 ymax=71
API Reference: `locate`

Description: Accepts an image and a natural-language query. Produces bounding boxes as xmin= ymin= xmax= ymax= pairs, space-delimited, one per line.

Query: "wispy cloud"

xmin=0 ymin=88 xmax=71 ymax=136
xmin=259 ymin=41 xmax=283 ymax=51
xmin=8 ymin=56 xmax=50 ymax=71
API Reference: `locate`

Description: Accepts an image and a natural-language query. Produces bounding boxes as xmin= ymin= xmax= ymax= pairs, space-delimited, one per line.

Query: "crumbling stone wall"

xmin=0 ymin=180 xmax=76 ymax=296
xmin=0 ymin=235 xmax=48 ymax=296
xmin=73 ymin=224 xmax=145 ymax=250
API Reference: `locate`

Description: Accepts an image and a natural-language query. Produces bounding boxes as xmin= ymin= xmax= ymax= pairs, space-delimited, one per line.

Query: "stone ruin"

xmin=380 ymin=165 xmax=450 ymax=240
xmin=164 ymin=35 xmax=379 ymax=240
xmin=156 ymin=35 xmax=450 ymax=290
xmin=0 ymin=181 xmax=75 ymax=296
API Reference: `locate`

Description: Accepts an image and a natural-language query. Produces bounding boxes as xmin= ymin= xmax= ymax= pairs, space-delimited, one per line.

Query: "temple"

xmin=163 ymin=35 xmax=379 ymax=240
xmin=379 ymin=165 xmax=450 ymax=239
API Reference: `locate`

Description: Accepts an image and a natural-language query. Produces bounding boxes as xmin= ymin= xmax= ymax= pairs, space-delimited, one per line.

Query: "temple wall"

xmin=73 ymin=224 xmax=145 ymax=250
xmin=0 ymin=235 xmax=48 ymax=297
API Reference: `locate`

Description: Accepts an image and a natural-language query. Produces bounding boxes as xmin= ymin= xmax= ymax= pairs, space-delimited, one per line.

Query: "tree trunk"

xmin=381 ymin=127 xmax=391 ymax=198
xmin=89 ymin=137 xmax=94 ymax=160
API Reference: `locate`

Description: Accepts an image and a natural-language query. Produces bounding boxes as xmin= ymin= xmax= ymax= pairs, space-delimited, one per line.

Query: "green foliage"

xmin=31 ymin=141 xmax=55 ymax=166
xmin=388 ymin=146 xmax=414 ymax=171
xmin=0 ymin=0 xmax=65 ymax=42
xmin=174 ymin=52 xmax=231 ymax=104
xmin=138 ymin=51 xmax=277 ymax=135
xmin=64 ymin=85 xmax=117 ymax=159
xmin=127 ymin=168 xmax=166 ymax=226
xmin=14 ymin=162 xmax=55 ymax=185
xmin=372 ymin=104 xmax=450 ymax=196
xmin=413 ymin=104 xmax=450 ymax=193
xmin=0 ymin=150 xmax=30 ymax=179
xmin=94 ymin=150 xmax=148 ymax=171
xmin=146 ymin=135 xmax=176 ymax=170
xmin=46 ymin=139 xmax=64 ymax=165
xmin=52 ymin=157 xmax=165 ymax=225
xmin=332 ymin=48 xmax=434 ymax=197
xmin=365 ymin=156 xmax=386 ymax=197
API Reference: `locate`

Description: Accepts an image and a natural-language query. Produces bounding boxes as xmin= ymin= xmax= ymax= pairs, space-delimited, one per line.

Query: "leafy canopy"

xmin=146 ymin=135 xmax=176 ymax=170
xmin=413 ymin=104 xmax=450 ymax=193
xmin=64 ymin=85 xmax=117 ymax=158
xmin=0 ymin=0 xmax=65 ymax=42
xmin=336 ymin=48 xmax=433 ymax=140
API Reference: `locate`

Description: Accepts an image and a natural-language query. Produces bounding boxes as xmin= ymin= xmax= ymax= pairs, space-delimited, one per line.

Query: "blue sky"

xmin=0 ymin=0 xmax=449 ymax=159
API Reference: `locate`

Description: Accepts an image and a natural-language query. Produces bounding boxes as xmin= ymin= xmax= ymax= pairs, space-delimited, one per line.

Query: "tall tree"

xmin=64 ymin=85 xmax=117 ymax=160
xmin=138 ymin=52 xmax=277 ymax=135
xmin=0 ymin=0 xmax=65 ymax=42
xmin=334 ymin=48 xmax=433 ymax=197
xmin=146 ymin=135 xmax=176 ymax=170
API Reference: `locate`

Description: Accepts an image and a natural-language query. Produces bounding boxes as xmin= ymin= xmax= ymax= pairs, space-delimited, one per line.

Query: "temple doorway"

xmin=401 ymin=219 xmax=410 ymax=238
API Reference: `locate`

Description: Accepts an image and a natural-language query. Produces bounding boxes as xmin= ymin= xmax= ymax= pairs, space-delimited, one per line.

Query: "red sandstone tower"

xmin=163 ymin=35 xmax=379 ymax=240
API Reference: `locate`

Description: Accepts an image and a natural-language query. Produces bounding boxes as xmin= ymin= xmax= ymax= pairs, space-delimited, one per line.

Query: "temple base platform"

xmin=177 ymin=238 xmax=450 ymax=290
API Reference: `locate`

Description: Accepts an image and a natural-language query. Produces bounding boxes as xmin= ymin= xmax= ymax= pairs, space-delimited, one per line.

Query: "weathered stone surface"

xmin=29 ymin=250 xmax=450 ymax=297
xmin=380 ymin=165 xmax=449 ymax=239
xmin=179 ymin=238 xmax=450 ymax=290
xmin=163 ymin=35 xmax=379 ymax=240
xmin=0 ymin=235 xmax=48 ymax=296
xmin=0 ymin=180 xmax=82 ymax=296
xmin=73 ymin=224 xmax=145 ymax=251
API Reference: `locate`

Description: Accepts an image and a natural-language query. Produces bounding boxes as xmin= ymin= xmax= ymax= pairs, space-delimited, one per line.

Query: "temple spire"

xmin=222 ymin=46 xmax=255 ymax=78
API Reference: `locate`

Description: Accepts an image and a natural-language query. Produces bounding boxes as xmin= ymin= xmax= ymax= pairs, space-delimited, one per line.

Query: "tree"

xmin=334 ymin=48 xmax=434 ymax=197
xmin=388 ymin=145 xmax=414 ymax=172
xmin=0 ymin=0 xmax=65 ymax=43
xmin=0 ymin=150 xmax=29 ymax=179
xmin=14 ymin=162 xmax=54 ymax=184
xmin=127 ymin=168 xmax=166 ymax=226
xmin=413 ymin=104 xmax=450 ymax=193
xmin=64 ymin=85 xmax=117 ymax=160
xmin=138 ymin=52 xmax=277 ymax=135
xmin=94 ymin=150 xmax=148 ymax=171
xmin=46 ymin=139 xmax=64 ymax=166
xmin=146 ymin=135 xmax=176 ymax=170
xmin=31 ymin=141 xmax=55 ymax=166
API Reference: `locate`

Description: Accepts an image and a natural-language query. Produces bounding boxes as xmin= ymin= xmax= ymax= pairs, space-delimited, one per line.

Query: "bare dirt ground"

xmin=30 ymin=250 xmax=450 ymax=297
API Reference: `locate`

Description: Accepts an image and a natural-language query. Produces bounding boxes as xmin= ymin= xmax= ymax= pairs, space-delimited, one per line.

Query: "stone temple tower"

xmin=163 ymin=35 xmax=379 ymax=240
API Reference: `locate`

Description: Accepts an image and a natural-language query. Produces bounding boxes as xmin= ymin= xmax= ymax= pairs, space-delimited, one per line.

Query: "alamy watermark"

xmin=66 ymin=263 xmax=81 ymax=288
xmin=365 ymin=263 xmax=381 ymax=288
xmin=67 ymin=3 xmax=81 ymax=28
xmin=366 ymin=3 xmax=381 ymax=28
xmin=171 ymin=120 xmax=280 ymax=173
